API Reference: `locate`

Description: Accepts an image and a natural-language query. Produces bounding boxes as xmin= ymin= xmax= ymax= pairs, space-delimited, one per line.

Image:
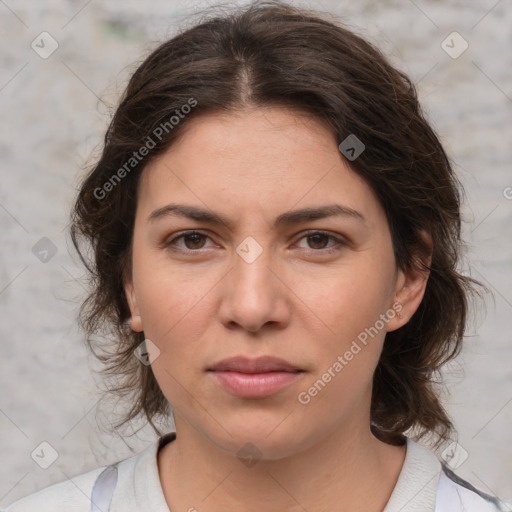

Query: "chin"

xmin=204 ymin=418 xmax=311 ymax=462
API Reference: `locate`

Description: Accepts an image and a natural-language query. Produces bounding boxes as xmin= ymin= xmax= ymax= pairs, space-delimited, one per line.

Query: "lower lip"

xmin=209 ymin=370 xmax=303 ymax=398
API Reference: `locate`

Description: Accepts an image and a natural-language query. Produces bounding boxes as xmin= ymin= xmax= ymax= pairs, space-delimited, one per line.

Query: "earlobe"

xmin=124 ymin=279 xmax=143 ymax=332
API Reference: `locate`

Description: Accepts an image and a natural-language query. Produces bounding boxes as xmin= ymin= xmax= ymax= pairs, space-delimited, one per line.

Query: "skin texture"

xmin=124 ymin=106 xmax=432 ymax=512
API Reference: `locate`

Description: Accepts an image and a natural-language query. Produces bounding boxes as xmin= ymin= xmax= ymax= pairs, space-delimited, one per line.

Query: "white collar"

xmin=382 ymin=437 xmax=441 ymax=512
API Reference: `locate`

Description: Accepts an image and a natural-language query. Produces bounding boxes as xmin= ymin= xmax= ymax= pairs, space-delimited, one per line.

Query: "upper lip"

xmin=208 ymin=355 xmax=303 ymax=373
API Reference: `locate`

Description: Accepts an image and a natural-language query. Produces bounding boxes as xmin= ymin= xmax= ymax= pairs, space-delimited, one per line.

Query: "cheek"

xmin=294 ymin=257 xmax=394 ymax=402
xmin=296 ymin=275 xmax=389 ymax=414
xmin=298 ymin=261 xmax=394 ymax=341
xmin=132 ymin=245 xmax=213 ymax=334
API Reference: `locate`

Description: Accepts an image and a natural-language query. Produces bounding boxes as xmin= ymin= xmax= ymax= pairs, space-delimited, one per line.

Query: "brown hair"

xmin=71 ymin=0 xmax=486 ymax=448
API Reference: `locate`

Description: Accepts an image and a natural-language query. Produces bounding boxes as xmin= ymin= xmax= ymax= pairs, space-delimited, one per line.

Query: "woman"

xmin=3 ymin=1 xmax=510 ymax=511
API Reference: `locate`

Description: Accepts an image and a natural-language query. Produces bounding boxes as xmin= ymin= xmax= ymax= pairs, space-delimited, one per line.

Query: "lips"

xmin=207 ymin=355 xmax=304 ymax=398
xmin=207 ymin=355 xmax=302 ymax=374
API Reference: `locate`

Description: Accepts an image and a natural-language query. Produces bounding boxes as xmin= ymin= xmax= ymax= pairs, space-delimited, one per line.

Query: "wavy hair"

xmin=70 ymin=0 xmax=486 ymax=447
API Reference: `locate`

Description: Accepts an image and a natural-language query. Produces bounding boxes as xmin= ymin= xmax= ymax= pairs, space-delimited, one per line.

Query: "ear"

xmin=387 ymin=230 xmax=433 ymax=332
xmin=124 ymin=277 xmax=143 ymax=332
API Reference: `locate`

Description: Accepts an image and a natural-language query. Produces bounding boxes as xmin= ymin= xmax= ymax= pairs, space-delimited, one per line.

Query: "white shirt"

xmin=2 ymin=432 xmax=510 ymax=511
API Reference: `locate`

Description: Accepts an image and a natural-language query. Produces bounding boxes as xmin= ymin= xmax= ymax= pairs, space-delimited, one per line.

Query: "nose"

xmin=217 ymin=240 xmax=291 ymax=333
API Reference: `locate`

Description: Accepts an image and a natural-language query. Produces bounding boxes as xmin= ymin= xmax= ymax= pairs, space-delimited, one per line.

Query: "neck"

xmin=157 ymin=418 xmax=406 ymax=512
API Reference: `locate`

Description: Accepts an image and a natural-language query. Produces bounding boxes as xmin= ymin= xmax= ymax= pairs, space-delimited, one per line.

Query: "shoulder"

xmin=435 ymin=464 xmax=512 ymax=512
xmin=2 ymin=433 xmax=174 ymax=512
xmin=1 ymin=433 xmax=171 ymax=512
xmin=386 ymin=437 xmax=511 ymax=512
xmin=0 ymin=464 xmax=107 ymax=512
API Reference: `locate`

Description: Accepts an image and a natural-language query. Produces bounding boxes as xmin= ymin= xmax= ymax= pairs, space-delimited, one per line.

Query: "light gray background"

xmin=1 ymin=0 xmax=511 ymax=507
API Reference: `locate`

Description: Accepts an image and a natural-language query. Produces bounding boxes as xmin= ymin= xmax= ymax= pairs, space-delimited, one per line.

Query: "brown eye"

xmin=296 ymin=231 xmax=346 ymax=254
xmin=165 ymin=231 xmax=212 ymax=252
xmin=181 ymin=232 xmax=207 ymax=250
xmin=306 ymin=233 xmax=330 ymax=250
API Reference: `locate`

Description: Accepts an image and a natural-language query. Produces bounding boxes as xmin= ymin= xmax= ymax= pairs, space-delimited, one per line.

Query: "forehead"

xmin=158 ymin=106 xmax=338 ymax=171
xmin=137 ymin=107 xmax=384 ymax=230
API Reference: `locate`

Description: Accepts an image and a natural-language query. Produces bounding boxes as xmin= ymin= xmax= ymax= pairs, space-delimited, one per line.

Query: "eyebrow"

xmin=148 ymin=203 xmax=366 ymax=230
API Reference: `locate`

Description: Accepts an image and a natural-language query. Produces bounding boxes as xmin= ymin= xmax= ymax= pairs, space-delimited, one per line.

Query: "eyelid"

xmin=294 ymin=230 xmax=348 ymax=253
xmin=163 ymin=230 xmax=216 ymax=251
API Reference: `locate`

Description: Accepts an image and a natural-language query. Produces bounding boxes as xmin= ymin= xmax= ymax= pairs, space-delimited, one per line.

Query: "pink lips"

xmin=208 ymin=355 xmax=304 ymax=398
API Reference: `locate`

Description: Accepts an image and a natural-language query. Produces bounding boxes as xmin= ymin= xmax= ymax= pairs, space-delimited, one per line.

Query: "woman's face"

xmin=125 ymin=106 xmax=427 ymax=459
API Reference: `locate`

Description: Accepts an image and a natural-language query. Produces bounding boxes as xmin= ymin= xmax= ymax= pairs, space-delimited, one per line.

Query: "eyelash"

xmin=163 ymin=230 xmax=347 ymax=256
